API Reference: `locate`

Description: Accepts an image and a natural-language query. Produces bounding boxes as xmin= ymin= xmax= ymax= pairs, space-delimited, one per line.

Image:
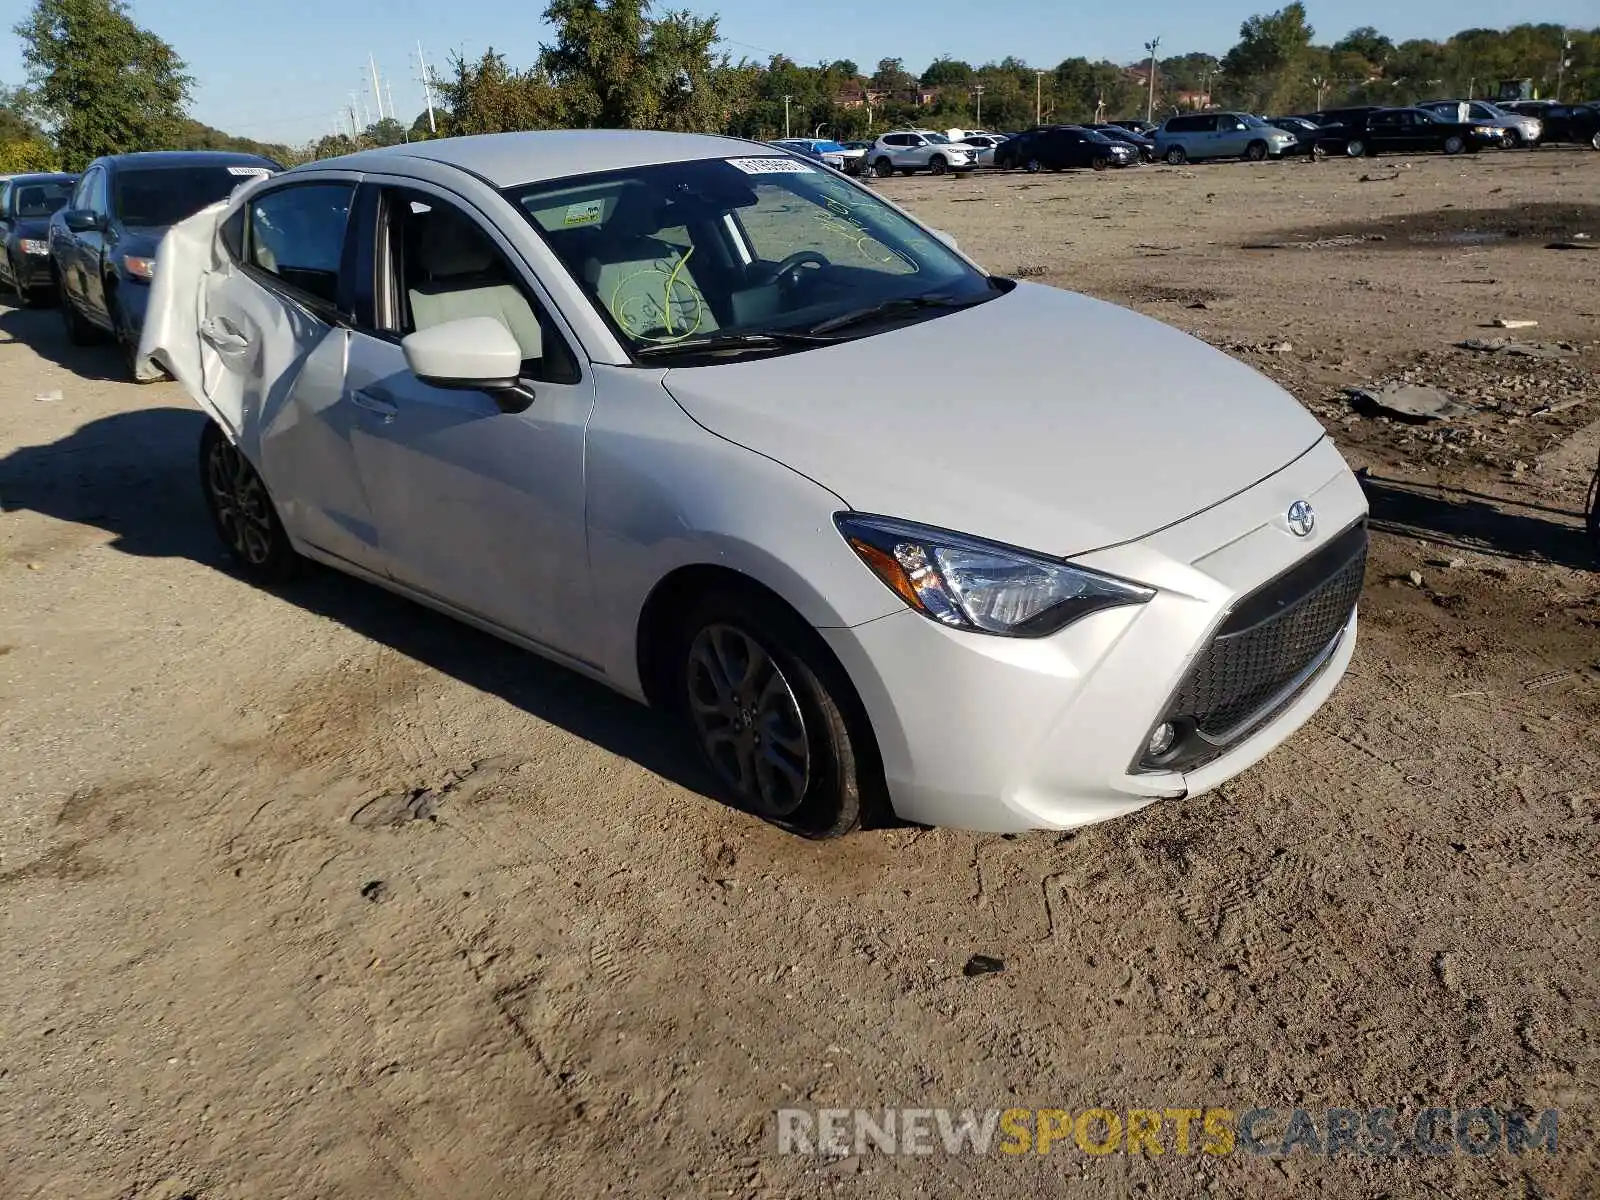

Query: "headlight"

xmin=122 ymin=255 xmax=155 ymax=280
xmin=835 ymin=514 xmax=1154 ymax=637
xmin=20 ymin=238 xmax=49 ymax=255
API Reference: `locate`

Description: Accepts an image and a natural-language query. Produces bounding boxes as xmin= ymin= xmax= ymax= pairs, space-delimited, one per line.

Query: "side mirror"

xmin=63 ymin=209 xmax=100 ymax=233
xmin=929 ymin=228 xmax=959 ymax=252
xmin=402 ymin=316 xmax=530 ymax=412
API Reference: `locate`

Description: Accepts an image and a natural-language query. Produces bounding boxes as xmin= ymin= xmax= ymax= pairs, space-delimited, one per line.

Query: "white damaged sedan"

xmin=141 ymin=130 xmax=1367 ymax=838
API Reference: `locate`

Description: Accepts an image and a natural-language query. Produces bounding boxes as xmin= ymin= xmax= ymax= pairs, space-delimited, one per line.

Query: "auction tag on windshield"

xmin=227 ymin=166 xmax=272 ymax=178
xmin=563 ymin=199 xmax=604 ymax=226
xmin=725 ymin=156 xmax=816 ymax=174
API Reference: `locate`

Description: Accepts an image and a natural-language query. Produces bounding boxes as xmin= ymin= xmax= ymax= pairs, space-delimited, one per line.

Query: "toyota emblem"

xmin=1287 ymin=500 xmax=1316 ymax=538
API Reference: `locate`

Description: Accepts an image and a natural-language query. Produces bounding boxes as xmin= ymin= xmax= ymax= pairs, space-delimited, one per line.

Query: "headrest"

xmin=415 ymin=209 xmax=497 ymax=279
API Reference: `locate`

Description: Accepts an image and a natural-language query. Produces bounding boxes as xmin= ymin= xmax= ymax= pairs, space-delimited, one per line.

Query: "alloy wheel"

xmin=205 ymin=437 xmax=276 ymax=566
xmin=685 ymin=623 xmax=810 ymax=818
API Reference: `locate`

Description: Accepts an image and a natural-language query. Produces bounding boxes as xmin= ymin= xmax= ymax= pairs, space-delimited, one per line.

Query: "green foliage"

xmin=168 ymin=117 xmax=290 ymax=163
xmin=1220 ymin=3 xmax=1316 ymax=113
xmin=362 ymin=117 xmax=408 ymax=147
xmin=921 ymin=57 xmax=974 ymax=88
xmin=437 ymin=49 xmax=566 ymax=135
xmin=13 ymin=0 xmax=193 ymax=169
xmin=0 ymin=137 xmax=60 ymax=172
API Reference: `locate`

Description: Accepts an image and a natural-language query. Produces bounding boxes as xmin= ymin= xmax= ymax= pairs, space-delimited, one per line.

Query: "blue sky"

xmin=3 ymin=0 xmax=1592 ymax=144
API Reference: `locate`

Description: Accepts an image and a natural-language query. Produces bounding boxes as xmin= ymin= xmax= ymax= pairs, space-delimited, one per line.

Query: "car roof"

xmin=2 ymin=171 xmax=78 ymax=183
xmin=300 ymin=129 xmax=771 ymax=187
xmin=91 ymin=150 xmax=280 ymax=171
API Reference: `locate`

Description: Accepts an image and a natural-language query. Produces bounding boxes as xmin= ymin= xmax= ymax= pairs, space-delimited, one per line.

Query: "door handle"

xmin=350 ymin=388 xmax=398 ymax=420
xmin=200 ymin=317 xmax=250 ymax=356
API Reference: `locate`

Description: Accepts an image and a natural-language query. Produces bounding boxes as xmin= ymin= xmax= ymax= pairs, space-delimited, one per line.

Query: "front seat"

xmin=580 ymin=188 xmax=717 ymax=341
xmin=408 ymin=209 xmax=544 ymax=361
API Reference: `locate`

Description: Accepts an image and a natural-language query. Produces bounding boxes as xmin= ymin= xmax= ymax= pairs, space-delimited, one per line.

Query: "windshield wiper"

xmin=634 ymin=330 xmax=838 ymax=359
xmin=804 ymin=293 xmax=979 ymax=336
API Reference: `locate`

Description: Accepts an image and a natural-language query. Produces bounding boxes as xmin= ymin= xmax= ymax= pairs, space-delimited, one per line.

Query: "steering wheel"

xmin=769 ymin=250 xmax=830 ymax=293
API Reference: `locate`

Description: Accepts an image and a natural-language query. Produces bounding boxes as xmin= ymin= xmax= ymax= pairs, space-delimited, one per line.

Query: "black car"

xmin=1265 ymin=116 xmax=1323 ymax=156
xmin=1502 ymin=101 xmax=1600 ymax=148
xmin=49 ymin=150 xmax=280 ymax=377
xmin=1360 ymin=107 xmax=1507 ymax=156
xmin=0 ymin=172 xmax=78 ymax=305
xmin=1109 ymin=119 xmax=1158 ymax=136
xmin=1089 ymin=124 xmax=1156 ymax=161
xmin=995 ymin=126 xmax=1138 ymax=172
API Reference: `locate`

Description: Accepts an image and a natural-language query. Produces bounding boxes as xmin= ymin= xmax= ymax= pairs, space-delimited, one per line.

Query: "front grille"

xmin=1147 ymin=522 xmax=1367 ymax=769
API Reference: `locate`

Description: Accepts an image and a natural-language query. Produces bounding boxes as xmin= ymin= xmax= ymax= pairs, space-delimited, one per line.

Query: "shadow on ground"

xmin=1360 ymin=470 xmax=1598 ymax=570
xmin=0 ymin=406 xmax=710 ymax=798
xmin=0 ymin=302 xmax=127 ymax=383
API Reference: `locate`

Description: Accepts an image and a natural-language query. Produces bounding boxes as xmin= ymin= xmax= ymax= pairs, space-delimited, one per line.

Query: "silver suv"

xmin=1417 ymin=100 xmax=1542 ymax=148
xmin=868 ymin=130 xmax=976 ymax=177
xmin=1153 ymin=112 xmax=1297 ymax=164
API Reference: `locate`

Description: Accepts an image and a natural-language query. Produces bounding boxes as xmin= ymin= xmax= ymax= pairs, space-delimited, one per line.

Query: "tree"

xmin=1220 ymin=3 xmax=1316 ymax=113
xmin=363 ymin=117 xmax=408 ymax=146
xmin=870 ymin=57 xmax=916 ymax=95
xmin=1331 ymin=26 xmax=1393 ymax=75
xmin=437 ymin=48 xmax=566 ymax=134
xmin=14 ymin=0 xmax=193 ymax=169
xmin=0 ymin=136 xmax=59 ymax=173
xmin=921 ymin=57 xmax=974 ymax=87
xmin=540 ymin=0 xmax=652 ymax=126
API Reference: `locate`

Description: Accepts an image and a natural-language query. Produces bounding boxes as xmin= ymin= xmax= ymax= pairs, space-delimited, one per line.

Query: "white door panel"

xmin=344 ymin=331 xmax=597 ymax=658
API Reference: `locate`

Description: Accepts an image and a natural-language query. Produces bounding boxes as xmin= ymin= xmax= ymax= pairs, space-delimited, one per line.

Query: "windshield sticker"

xmin=725 ymin=156 xmax=817 ymax=175
xmin=563 ymin=199 xmax=605 ymax=226
xmin=226 ymin=166 xmax=273 ymax=177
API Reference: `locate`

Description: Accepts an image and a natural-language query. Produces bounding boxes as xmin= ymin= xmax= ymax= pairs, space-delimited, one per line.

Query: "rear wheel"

xmin=1590 ymin=131 xmax=1600 ymax=151
xmin=675 ymin=591 xmax=874 ymax=839
xmin=1244 ymin=139 xmax=1268 ymax=162
xmin=58 ymin=280 xmax=99 ymax=345
xmin=1164 ymin=146 xmax=1187 ymax=165
xmin=198 ymin=421 xmax=303 ymax=584
xmin=1344 ymin=138 xmax=1367 ymax=158
xmin=1025 ymin=158 xmax=1044 ymax=173
xmin=1443 ymin=135 xmax=1466 ymax=155
xmin=929 ymin=155 xmax=947 ymax=175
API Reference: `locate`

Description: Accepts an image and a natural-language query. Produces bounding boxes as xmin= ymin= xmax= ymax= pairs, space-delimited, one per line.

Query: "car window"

xmin=70 ymin=168 xmax=97 ymax=211
xmin=379 ymin=189 xmax=579 ymax=385
xmin=115 ymin=164 xmax=271 ymax=228
xmin=508 ymin=156 xmax=994 ymax=355
xmin=83 ymin=168 xmax=109 ymax=216
xmin=245 ymin=182 xmax=353 ymax=306
xmin=1371 ymin=113 xmax=1399 ymax=128
xmin=12 ymin=179 xmax=74 ymax=219
xmin=0 ymin=182 xmax=10 ymax=218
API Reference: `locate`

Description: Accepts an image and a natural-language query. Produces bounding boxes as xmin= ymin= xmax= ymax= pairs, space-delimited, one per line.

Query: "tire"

xmin=929 ymin=155 xmax=947 ymax=175
xmin=675 ymin=589 xmax=875 ymax=839
xmin=1344 ymin=138 xmax=1367 ymax=158
xmin=1244 ymin=139 xmax=1268 ymax=162
xmin=1025 ymin=158 xmax=1044 ymax=173
xmin=6 ymin=255 xmax=35 ymax=307
xmin=198 ymin=421 xmax=303 ymax=584
xmin=1089 ymin=155 xmax=1109 ymax=172
xmin=1504 ymin=130 xmax=1524 ymax=149
xmin=105 ymin=287 xmax=152 ymax=383
xmin=1443 ymin=135 xmax=1465 ymax=155
xmin=1590 ymin=131 xmax=1600 ymax=151
xmin=873 ymin=157 xmax=893 ymax=178
xmin=59 ymin=280 xmax=100 ymax=345
xmin=1165 ymin=146 xmax=1186 ymax=165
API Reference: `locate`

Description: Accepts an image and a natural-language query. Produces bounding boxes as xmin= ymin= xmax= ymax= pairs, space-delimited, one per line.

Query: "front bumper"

xmin=8 ymin=240 xmax=55 ymax=292
xmin=110 ymin=275 xmax=151 ymax=339
xmin=821 ymin=437 xmax=1367 ymax=832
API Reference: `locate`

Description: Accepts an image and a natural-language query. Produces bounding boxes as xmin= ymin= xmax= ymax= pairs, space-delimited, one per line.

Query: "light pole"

xmin=1144 ymin=36 xmax=1162 ymax=123
xmin=974 ymin=84 xmax=985 ymax=127
xmin=782 ymin=94 xmax=792 ymax=139
xmin=1556 ymin=28 xmax=1571 ymax=100
xmin=1035 ymin=70 xmax=1044 ymax=125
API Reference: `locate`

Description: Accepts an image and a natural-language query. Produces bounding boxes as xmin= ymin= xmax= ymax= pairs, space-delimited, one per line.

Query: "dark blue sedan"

xmin=0 ymin=172 xmax=79 ymax=305
xmin=49 ymin=150 xmax=280 ymax=378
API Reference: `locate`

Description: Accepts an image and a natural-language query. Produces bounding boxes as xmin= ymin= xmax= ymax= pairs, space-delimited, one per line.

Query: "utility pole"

xmin=1555 ymin=28 xmax=1570 ymax=100
xmin=1035 ymin=70 xmax=1044 ymax=125
xmin=369 ymin=53 xmax=386 ymax=120
xmin=783 ymin=94 xmax=792 ymax=139
xmin=973 ymin=83 xmax=985 ymax=127
xmin=349 ymin=92 xmax=362 ymax=138
xmin=417 ymin=41 xmax=438 ymax=134
xmin=1144 ymin=36 xmax=1162 ymax=123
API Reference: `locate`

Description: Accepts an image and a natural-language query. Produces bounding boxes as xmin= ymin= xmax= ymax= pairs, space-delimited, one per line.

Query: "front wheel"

xmin=677 ymin=592 xmax=874 ymax=839
xmin=873 ymin=157 xmax=893 ymax=178
xmin=6 ymin=256 xmax=36 ymax=307
xmin=1504 ymin=130 xmax=1524 ymax=149
xmin=929 ymin=155 xmax=947 ymax=175
xmin=1590 ymin=131 xmax=1600 ymax=151
xmin=58 ymin=281 xmax=100 ymax=345
xmin=198 ymin=422 xmax=303 ymax=584
xmin=1244 ymin=140 xmax=1268 ymax=162
xmin=1443 ymin=135 xmax=1466 ymax=155
xmin=1025 ymin=158 xmax=1044 ymax=173
xmin=1090 ymin=155 xmax=1110 ymax=172
xmin=1164 ymin=146 xmax=1187 ymax=165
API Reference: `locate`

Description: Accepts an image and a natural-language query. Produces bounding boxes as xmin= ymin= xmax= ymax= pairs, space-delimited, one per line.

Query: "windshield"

xmin=507 ymin=155 xmax=995 ymax=357
xmin=1240 ymin=114 xmax=1270 ymax=128
xmin=112 ymin=165 xmax=269 ymax=227
xmin=1081 ymin=129 xmax=1114 ymax=143
xmin=12 ymin=179 xmax=74 ymax=219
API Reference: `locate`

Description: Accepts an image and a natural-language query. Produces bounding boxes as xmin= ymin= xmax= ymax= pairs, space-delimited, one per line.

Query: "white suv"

xmin=868 ymin=130 xmax=977 ymax=176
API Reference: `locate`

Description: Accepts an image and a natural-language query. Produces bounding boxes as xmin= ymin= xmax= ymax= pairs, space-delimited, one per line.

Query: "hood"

xmin=660 ymin=283 xmax=1326 ymax=558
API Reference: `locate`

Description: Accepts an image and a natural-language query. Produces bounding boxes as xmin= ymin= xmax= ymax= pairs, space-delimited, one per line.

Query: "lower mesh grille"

xmin=1161 ymin=522 xmax=1367 ymax=754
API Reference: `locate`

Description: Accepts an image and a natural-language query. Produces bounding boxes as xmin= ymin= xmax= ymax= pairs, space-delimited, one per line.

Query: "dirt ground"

xmin=2 ymin=149 xmax=1597 ymax=1200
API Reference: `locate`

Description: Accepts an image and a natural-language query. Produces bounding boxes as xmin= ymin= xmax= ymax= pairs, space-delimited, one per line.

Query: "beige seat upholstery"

xmin=408 ymin=211 xmax=543 ymax=361
xmin=580 ymin=190 xmax=717 ymax=341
